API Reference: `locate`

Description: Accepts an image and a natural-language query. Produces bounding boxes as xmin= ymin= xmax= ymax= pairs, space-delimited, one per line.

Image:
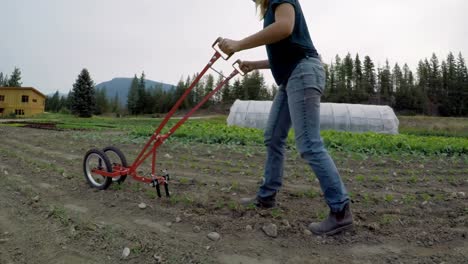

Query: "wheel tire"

xmin=103 ymin=146 xmax=128 ymax=184
xmin=83 ymin=149 xmax=113 ymax=190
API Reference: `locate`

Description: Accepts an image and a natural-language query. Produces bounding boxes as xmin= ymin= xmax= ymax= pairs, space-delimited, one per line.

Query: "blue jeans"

xmin=257 ymin=57 xmax=349 ymax=212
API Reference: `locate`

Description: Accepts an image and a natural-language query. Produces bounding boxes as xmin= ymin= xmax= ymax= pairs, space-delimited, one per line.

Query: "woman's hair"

xmin=255 ymin=0 xmax=269 ymax=18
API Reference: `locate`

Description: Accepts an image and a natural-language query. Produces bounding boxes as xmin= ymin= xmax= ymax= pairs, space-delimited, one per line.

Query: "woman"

xmin=218 ymin=0 xmax=353 ymax=235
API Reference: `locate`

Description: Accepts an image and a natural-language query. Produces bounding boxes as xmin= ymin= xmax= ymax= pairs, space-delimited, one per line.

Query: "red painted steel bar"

xmin=131 ymin=52 xmax=222 ymax=169
xmin=130 ymin=68 xmax=240 ymax=171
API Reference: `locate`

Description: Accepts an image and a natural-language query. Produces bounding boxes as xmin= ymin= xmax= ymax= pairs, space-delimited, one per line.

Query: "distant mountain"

xmin=95 ymin=78 xmax=175 ymax=106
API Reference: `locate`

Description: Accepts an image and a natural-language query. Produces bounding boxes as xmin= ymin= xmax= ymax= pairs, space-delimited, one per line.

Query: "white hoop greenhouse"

xmin=227 ymin=100 xmax=399 ymax=134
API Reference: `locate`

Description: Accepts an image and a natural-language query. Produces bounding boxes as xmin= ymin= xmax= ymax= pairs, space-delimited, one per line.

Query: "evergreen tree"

xmin=203 ymin=74 xmax=215 ymax=107
xmin=151 ymin=85 xmax=163 ymax=113
xmin=66 ymin=90 xmax=74 ymax=111
xmin=111 ymin=92 xmax=120 ymax=113
xmin=428 ymin=53 xmax=443 ymax=112
xmin=0 ymin=72 xmax=4 ymax=86
xmin=343 ymin=53 xmax=354 ymax=100
xmin=393 ymin=63 xmax=405 ymax=110
xmin=184 ymin=75 xmax=193 ymax=108
xmin=323 ymin=63 xmax=337 ymax=102
xmin=59 ymin=95 xmax=68 ymax=112
xmin=334 ymin=55 xmax=347 ymax=103
xmin=1 ymin=74 xmax=9 ymax=86
xmin=94 ymin=87 xmax=109 ymax=115
xmin=455 ymin=52 xmax=468 ymax=115
xmin=136 ymin=72 xmax=148 ymax=114
xmin=231 ymin=79 xmax=243 ymax=101
xmin=213 ymin=73 xmax=224 ymax=104
xmin=221 ymin=79 xmax=232 ymax=104
xmin=8 ymin=67 xmax=22 ymax=87
xmin=50 ymin=91 xmax=60 ymax=112
xmin=127 ymin=75 xmax=139 ymax=115
xmin=70 ymin=68 xmax=96 ymax=117
xmin=362 ymin=56 xmax=376 ymax=99
xmin=395 ymin=64 xmax=417 ymax=112
xmin=416 ymin=59 xmax=431 ymax=114
xmin=174 ymin=78 xmax=186 ymax=109
xmin=242 ymin=70 xmax=263 ymax=100
xmin=353 ymin=54 xmax=366 ymax=102
xmin=193 ymin=73 xmax=204 ymax=104
xmin=378 ymin=60 xmax=393 ymax=106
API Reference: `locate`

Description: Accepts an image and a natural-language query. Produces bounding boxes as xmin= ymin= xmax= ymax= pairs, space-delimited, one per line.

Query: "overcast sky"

xmin=1 ymin=0 xmax=467 ymax=94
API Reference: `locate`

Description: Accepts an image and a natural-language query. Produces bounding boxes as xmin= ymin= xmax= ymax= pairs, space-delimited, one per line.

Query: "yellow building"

xmin=0 ymin=87 xmax=46 ymax=117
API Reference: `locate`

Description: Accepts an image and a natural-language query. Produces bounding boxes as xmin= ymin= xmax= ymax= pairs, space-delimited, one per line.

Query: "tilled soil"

xmin=0 ymin=126 xmax=467 ymax=264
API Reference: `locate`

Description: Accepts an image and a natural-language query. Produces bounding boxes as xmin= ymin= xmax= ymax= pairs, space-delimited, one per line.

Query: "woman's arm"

xmin=238 ymin=60 xmax=270 ymax=73
xmin=251 ymin=60 xmax=270 ymax=69
xmin=219 ymin=3 xmax=295 ymax=54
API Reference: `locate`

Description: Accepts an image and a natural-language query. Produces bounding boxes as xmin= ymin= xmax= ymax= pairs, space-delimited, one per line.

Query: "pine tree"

xmin=416 ymin=60 xmax=431 ymax=114
xmin=335 ymin=55 xmax=347 ymax=103
xmin=152 ymin=85 xmax=162 ymax=114
xmin=393 ymin=63 xmax=405 ymax=111
xmin=221 ymin=79 xmax=232 ymax=104
xmin=174 ymin=78 xmax=186 ymax=109
xmin=8 ymin=67 xmax=22 ymax=87
xmin=66 ymin=90 xmax=74 ymax=111
xmin=203 ymin=74 xmax=215 ymax=107
xmin=363 ymin=56 xmax=376 ymax=100
xmin=378 ymin=60 xmax=393 ymax=106
xmin=0 ymin=72 xmax=4 ymax=86
xmin=1 ymin=74 xmax=9 ymax=86
xmin=59 ymin=95 xmax=68 ymax=112
xmin=241 ymin=70 xmax=266 ymax=100
xmin=70 ymin=68 xmax=96 ymax=117
xmin=343 ymin=53 xmax=354 ymax=101
xmin=136 ymin=72 xmax=148 ymax=114
xmin=111 ymin=92 xmax=120 ymax=113
xmin=184 ymin=75 xmax=193 ymax=108
xmin=324 ymin=63 xmax=337 ymax=102
xmin=213 ymin=73 xmax=224 ymax=104
xmin=127 ymin=75 xmax=139 ymax=115
xmin=455 ymin=52 xmax=468 ymax=115
xmin=231 ymin=79 xmax=243 ymax=101
xmin=353 ymin=54 xmax=366 ymax=103
xmin=50 ymin=91 xmax=60 ymax=112
xmin=428 ymin=53 xmax=442 ymax=112
xmin=94 ymin=87 xmax=109 ymax=115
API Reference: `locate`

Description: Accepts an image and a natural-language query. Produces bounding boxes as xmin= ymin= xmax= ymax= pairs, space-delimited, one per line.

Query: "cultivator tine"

xmin=155 ymin=183 xmax=162 ymax=198
xmin=164 ymin=182 xmax=170 ymax=197
xmin=162 ymin=170 xmax=170 ymax=197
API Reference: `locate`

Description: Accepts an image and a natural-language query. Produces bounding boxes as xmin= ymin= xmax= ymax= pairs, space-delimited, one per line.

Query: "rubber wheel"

xmin=103 ymin=146 xmax=128 ymax=184
xmin=83 ymin=149 xmax=113 ymax=190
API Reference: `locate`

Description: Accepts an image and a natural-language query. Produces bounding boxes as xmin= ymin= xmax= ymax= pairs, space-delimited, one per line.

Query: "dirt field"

xmin=0 ymin=125 xmax=467 ymax=264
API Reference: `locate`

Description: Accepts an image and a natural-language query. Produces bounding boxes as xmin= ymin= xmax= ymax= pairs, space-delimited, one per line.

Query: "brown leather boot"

xmin=308 ymin=203 xmax=353 ymax=235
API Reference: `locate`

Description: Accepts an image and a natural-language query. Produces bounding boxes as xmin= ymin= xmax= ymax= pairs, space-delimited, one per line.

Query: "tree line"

xmin=125 ymin=70 xmax=276 ymax=115
xmin=42 ymin=51 xmax=468 ymax=117
xmin=323 ymin=52 xmax=467 ymax=116
xmin=45 ymin=68 xmax=276 ymax=117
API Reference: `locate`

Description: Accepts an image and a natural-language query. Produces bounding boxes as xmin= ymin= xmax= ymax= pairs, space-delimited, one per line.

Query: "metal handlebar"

xmin=212 ymin=37 xmax=233 ymax=60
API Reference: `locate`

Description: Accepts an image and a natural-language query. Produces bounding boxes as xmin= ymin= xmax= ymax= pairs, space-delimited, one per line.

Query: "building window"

xmin=15 ymin=109 xmax=25 ymax=116
xmin=22 ymin=95 xmax=29 ymax=103
xmin=0 ymin=95 xmax=4 ymax=101
xmin=33 ymin=99 xmax=37 ymax=103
